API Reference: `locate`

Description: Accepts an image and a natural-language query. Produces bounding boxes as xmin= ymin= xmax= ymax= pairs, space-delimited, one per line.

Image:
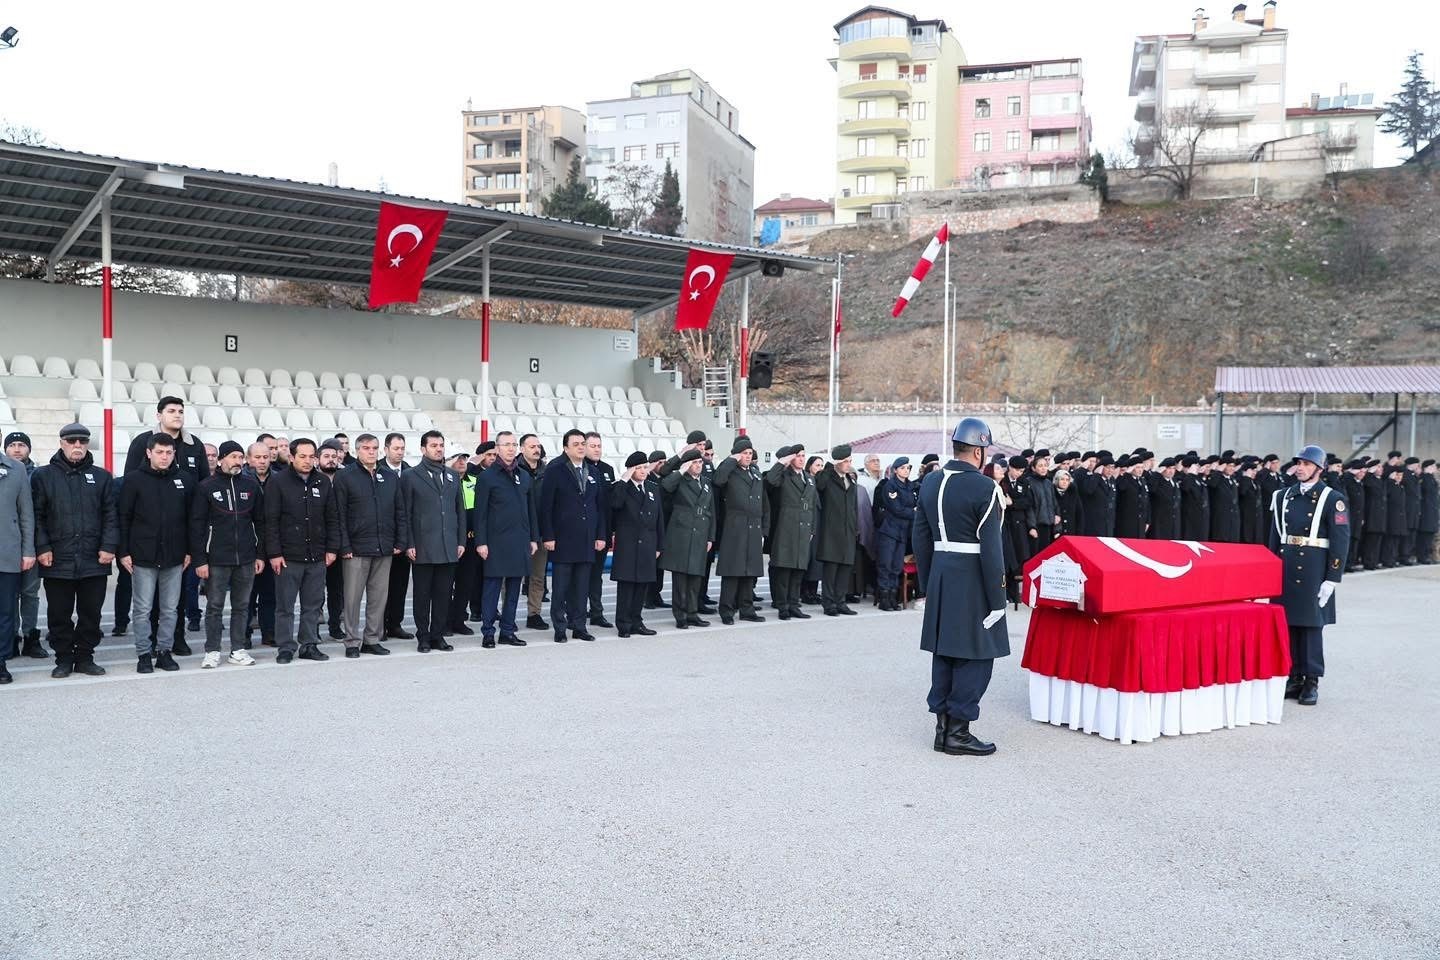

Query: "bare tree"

xmin=603 ymin=163 xmax=660 ymax=231
xmin=993 ymin=404 xmax=1095 ymax=453
xmin=1125 ymin=101 xmax=1220 ymax=199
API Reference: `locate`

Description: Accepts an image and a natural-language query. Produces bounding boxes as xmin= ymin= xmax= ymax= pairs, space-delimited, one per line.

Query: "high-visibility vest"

xmin=461 ymin=473 xmax=477 ymax=511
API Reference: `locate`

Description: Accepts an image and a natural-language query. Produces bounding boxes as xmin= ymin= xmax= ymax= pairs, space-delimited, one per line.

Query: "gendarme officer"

xmin=912 ymin=417 xmax=1009 ymax=757
xmin=1267 ymin=444 xmax=1350 ymax=707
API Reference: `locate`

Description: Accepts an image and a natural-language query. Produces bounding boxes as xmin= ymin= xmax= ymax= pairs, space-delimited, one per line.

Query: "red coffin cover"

xmin=1021 ymin=536 xmax=1282 ymax=615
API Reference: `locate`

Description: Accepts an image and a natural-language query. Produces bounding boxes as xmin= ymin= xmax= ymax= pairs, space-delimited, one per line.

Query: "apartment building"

xmin=831 ymin=6 xmax=967 ymax=223
xmin=585 ymin=69 xmax=756 ymax=244
xmin=957 ymin=58 xmax=1092 ymax=189
xmin=1129 ymin=1 xmax=1287 ymax=160
xmin=1285 ymin=88 xmax=1384 ymax=170
xmin=753 ymin=195 xmax=836 ymax=246
xmin=459 ymin=104 xmax=586 ymax=214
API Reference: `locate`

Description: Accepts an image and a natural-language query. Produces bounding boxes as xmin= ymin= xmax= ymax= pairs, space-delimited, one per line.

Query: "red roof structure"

xmin=755 ymin=196 xmax=833 ymax=215
xmin=1214 ymin=366 xmax=1440 ymax=395
xmin=848 ymin=427 xmax=1021 ymax=459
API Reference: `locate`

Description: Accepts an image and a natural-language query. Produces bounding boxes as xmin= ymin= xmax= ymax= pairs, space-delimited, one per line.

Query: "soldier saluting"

xmin=912 ymin=418 xmax=1009 ymax=757
xmin=1268 ymin=444 xmax=1350 ymax=707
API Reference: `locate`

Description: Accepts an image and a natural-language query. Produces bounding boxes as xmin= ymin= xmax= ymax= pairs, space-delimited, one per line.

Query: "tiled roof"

xmin=755 ymin=196 xmax=833 ymax=214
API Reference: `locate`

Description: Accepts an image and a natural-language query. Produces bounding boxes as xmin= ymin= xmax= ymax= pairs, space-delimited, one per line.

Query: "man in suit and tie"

xmin=538 ymin=429 xmax=605 ymax=643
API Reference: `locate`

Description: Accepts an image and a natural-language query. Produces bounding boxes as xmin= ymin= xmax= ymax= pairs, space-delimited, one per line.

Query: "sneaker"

xmin=201 ymin=651 xmax=222 ymax=669
xmin=228 ymin=650 xmax=256 ymax=666
xmin=155 ymin=650 xmax=180 ymax=672
xmin=136 ymin=655 xmax=154 ymax=674
xmin=298 ymin=644 xmax=330 ymax=662
xmin=187 ymin=617 xmax=202 ymax=632
xmin=171 ymin=638 xmax=193 ymax=656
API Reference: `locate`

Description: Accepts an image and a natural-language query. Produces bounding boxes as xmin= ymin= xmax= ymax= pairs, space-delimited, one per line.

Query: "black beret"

xmin=1008 ymin=455 xmax=1029 ymax=469
xmin=1097 ymin=449 xmax=1113 ymax=459
xmin=1116 ymin=455 xmax=1132 ymax=468
xmin=1081 ymin=451 xmax=1095 ymax=460
xmin=475 ymin=441 xmax=496 ymax=455
xmin=1326 ymin=455 xmax=1343 ymax=465
xmin=1033 ymin=449 xmax=1050 ymax=459
xmin=831 ymin=444 xmax=852 ymax=461
xmin=1263 ymin=454 xmax=1280 ymax=463
xmin=776 ymin=444 xmax=795 ymax=459
xmin=791 ymin=443 xmax=806 ymax=454
xmin=1021 ymin=448 xmax=1035 ymax=458
xmin=648 ymin=450 xmax=666 ymax=464
xmin=679 ymin=448 xmax=703 ymax=465
xmin=1159 ymin=457 xmax=1177 ymax=468
xmin=1097 ymin=453 xmax=1115 ymax=466
xmin=731 ymin=436 xmax=754 ymax=455
xmin=1405 ymin=456 xmax=1421 ymax=465
xmin=1181 ymin=455 xmax=1199 ymax=467
xmin=1423 ymin=459 xmax=1435 ymax=468
xmin=624 ymin=451 xmax=647 ymax=468
xmin=921 ymin=453 xmax=939 ymax=464
xmin=1204 ymin=455 xmax=1219 ymax=465
xmin=686 ymin=430 xmax=707 ymax=444
xmin=1222 ymin=449 xmax=1235 ymax=458
xmin=1388 ymin=450 xmax=1403 ymax=458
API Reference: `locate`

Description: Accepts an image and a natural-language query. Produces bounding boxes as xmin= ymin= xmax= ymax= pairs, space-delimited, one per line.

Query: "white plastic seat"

xmin=612 ymin=438 xmax=636 ymax=458
xmin=575 ymin=417 xmax=595 ymax=434
xmin=316 ymin=388 xmax=342 ymax=410
xmin=365 ymin=373 xmax=388 ymax=392
xmin=159 ymin=382 xmax=187 ymax=403
xmin=535 ymin=382 xmax=555 ymax=399
xmin=39 ymin=356 xmax=71 ymax=379
xmin=493 ymin=396 xmax=517 ymax=415
xmin=516 ymin=397 xmax=538 ymax=416
xmin=231 ymin=409 xmax=259 ymax=430
xmin=592 ymin=400 xmax=613 ymax=418
xmin=342 ymin=372 xmax=365 ymax=392
xmin=0 ymin=356 xmax=7 ymax=376
xmin=394 ymin=393 xmax=418 ymax=412
xmin=554 ymin=383 xmax=573 ymax=400
xmin=455 ymin=378 xmax=475 ymax=395
xmin=133 ymin=361 xmax=160 ymax=383
xmin=494 ymin=380 xmax=515 ymax=397
xmin=295 ymin=370 xmax=319 ymax=390
xmin=74 ymin=359 xmax=102 ymax=380
xmin=77 ymin=403 xmax=103 ymax=426
xmin=612 ymin=401 xmax=632 ymax=419
xmin=307 ymin=410 xmax=335 ymax=433
xmin=270 ymin=369 xmax=294 ymax=389
xmin=68 ymin=380 xmax=99 ymax=402
xmin=319 ymin=372 xmax=342 ymax=390
xmin=575 ymin=399 xmax=596 ymax=417
xmin=8 ymin=355 xmax=40 ymax=377
xmin=269 ymin=387 xmax=296 ymax=408
xmin=632 ymin=420 xmax=653 ymax=437
xmin=594 ymin=418 xmax=614 ymax=436
xmin=292 ymin=388 xmax=319 ymax=409
xmin=371 ymin=392 xmax=394 ymax=411
xmin=592 ymin=386 xmax=611 ymax=403
xmin=515 ymin=381 xmax=535 ymax=398
xmin=258 ymin=409 xmax=285 ymax=430
xmin=238 ymin=368 xmax=263 ymax=387
xmin=667 ymin=419 xmax=685 ymax=436
xmin=389 ymin=375 xmax=411 ymax=393
xmin=433 ymin=377 xmax=455 ymax=395
xmin=627 ymin=387 xmax=645 ymax=403
xmin=335 ymin=410 xmax=361 ymax=432
xmin=230 ymin=385 xmax=257 ymax=407
xmin=647 ymin=419 xmax=668 ymax=437
xmin=111 ymin=382 xmax=132 ymax=402
xmin=361 ymin=411 xmax=387 ymax=432
xmin=555 ymin=399 xmax=577 ymax=417
xmin=387 ymin=412 xmax=410 ymax=433
xmin=190 ymin=365 xmax=216 ymax=386
xmin=488 ymin=415 xmax=514 ymax=436
xmin=115 ymin=404 xmax=142 ymax=428
xmin=455 ymin=396 xmax=476 ymax=415
xmin=513 ymin=416 xmax=536 ymax=435
xmin=410 ymin=412 xmax=435 ymax=432
xmin=647 ymin=402 xmax=667 ymax=419
xmin=219 ymin=367 xmax=245 ymax=387
xmin=608 ymin=386 xmax=627 ymax=402
xmin=202 ymin=407 xmax=229 ymax=429
xmin=536 ymin=398 xmax=557 ymax=416
xmin=285 ymin=409 xmax=313 ymax=431
xmin=344 ymin=390 xmax=369 ymax=410
xmin=411 ymin=376 xmax=434 ymax=395
xmin=161 ymin=363 xmax=188 ymax=384
xmin=573 ymin=385 xmax=591 ymax=401
xmin=132 ymin=382 xmax=159 ymax=406
xmin=189 ymin=384 xmax=217 ymax=407
xmin=536 ymin=416 xmax=558 ymax=436
xmin=111 ymin=360 xmax=133 ymax=381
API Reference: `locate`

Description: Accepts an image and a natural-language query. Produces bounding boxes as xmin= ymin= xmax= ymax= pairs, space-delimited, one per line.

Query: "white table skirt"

xmin=1027 ymin=673 xmax=1288 ymax=745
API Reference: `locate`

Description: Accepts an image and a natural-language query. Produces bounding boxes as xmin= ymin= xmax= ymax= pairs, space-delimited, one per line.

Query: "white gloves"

xmin=1317 ymin=581 xmax=1335 ymax=607
xmin=982 ymin=609 xmax=1005 ymax=630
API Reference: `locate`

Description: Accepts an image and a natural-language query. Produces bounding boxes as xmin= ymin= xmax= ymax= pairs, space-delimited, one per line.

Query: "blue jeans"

xmin=481 ymin=576 xmax=523 ymax=638
xmin=130 ymin=565 xmax=183 ymax=656
xmin=12 ymin=563 xmax=40 ymax=634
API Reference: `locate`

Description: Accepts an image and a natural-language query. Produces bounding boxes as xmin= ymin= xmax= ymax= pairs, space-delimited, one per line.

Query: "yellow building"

xmin=832 ymin=6 xmax=967 ymax=223
xmin=460 ymin=104 xmax=585 ymax=214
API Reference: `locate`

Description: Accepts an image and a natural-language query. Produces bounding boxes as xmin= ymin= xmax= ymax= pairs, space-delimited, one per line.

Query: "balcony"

xmin=1028 ymin=112 xmax=1083 ymax=132
xmin=1193 ymin=60 xmax=1259 ymax=84
xmin=1204 ymin=100 xmax=1258 ymax=121
xmin=838 ymin=36 xmax=911 ymax=60
xmin=1136 ymin=54 xmax=1156 ymax=76
xmin=467 ymin=152 xmax=525 ymax=171
xmin=1134 ymin=127 xmax=1155 ymax=157
xmin=838 ymin=115 xmax=910 ymax=137
xmin=835 ymin=192 xmax=897 ymax=210
xmin=837 ymin=154 xmax=909 ymax=174
xmin=1322 ymin=133 xmax=1359 ymax=150
xmin=1027 ymin=149 xmax=1080 ymax=166
xmin=1134 ymin=87 xmax=1156 ymax=121
xmin=839 ymin=77 xmax=911 ymax=100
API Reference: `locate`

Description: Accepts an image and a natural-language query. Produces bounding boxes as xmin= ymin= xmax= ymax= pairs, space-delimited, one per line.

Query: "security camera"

xmin=0 ymin=26 xmax=18 ymax=48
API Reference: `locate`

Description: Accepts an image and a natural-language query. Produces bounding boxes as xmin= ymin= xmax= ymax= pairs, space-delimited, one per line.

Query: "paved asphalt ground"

xmin=3 ymin=566 xmax=1437 ymax=960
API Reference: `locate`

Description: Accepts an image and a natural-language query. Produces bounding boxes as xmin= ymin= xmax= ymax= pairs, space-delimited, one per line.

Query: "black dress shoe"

xmin=617 ymin=631 xmax=632 ymax=638
xmin=111 ymin=623 xmax=129 ymax=637
xmin=739 ymin=612 xmax=765 ymax=622
xmin=261 ymin=633 xmax=277 ymax=647
xmin=720 ymin=615 xmax=735 ymax=625
xmin=22 ymin=631 xmax=46 ymax=659
xmin=643 ymin=598 xmax=660 ymax=610
xmin=328 ymin=626 xmax=347 ymax=640
xmin=155 ymin=650 xmax=180 ymax=671
xmin=686 ymin=616 xmax=710 ymax=627
xmin=0 ymin=662 xmax=11 ymax=684
xmin=449 ymin=623 xmax=474 ymax=636
xmin=416 ymin=642 xmax=431 ymax=653
xmin=634 ymin=625 xmax=657 ymax=636
xmin=675 ymin=621 xmax=689 ymax=629
xmin=823 ymin=608 xmax=839 ymax=617
xmin=135 ymin=655 xmax=154 ymax=674
xmin=589 ymin=616 xmax=614 ymax=629
xmin=528 ymin=615 xmax=551 ymax=631
xmin=499 ymin=634 xmax=527 ymax=647
xmin=554 ymin=632 xmax=568 ymax=643
xmin=934 ymin=713 xmax=948 ymax=752
xmin=836 ymin=605 xmax=858 ymax=616
xmin=482 ymin=636 xmax=496 ymax=648
xmin=74 ymin=662 xmax=106 ymax=676
xmin=344 ymin=648 xmax=360 ymax=659
xmin=431 ymin=638 xmax=454 ymax=652
xmin=789 ymin=608 xmax=810 ymax=619
xmin=360 ymin=643 xmax=391 ymax=656
xmin=188 ymin=618 xmax=203 ymax=632
xmin=698 ymin=605 xmax=717 ymax=615
xmin=276 ymin=651 xmax=295 ymax=664
xmin=943 ymin=719 xmax=996 ymax=756
xmin=171 ymin=638 xmax=193 ymax=656
xmin=52 ymin=662 xmax=75 ymax=679
xmin=779 ymin=610 xmax=792 ymax=620
xmin=573 ymin=630 xmax=596 ymax=642
xmin=1284 ymin=676 xmax=1304 ymax=700
xmin=298 ymin=644 xmax=330 ymax=662
xmin=1298 ymin=678 xmax=1319 ymax=706
xmin=386 ymin=626 xmax=415 ymax=640
xmin=845 ymin=593 xmax=861 ymax=604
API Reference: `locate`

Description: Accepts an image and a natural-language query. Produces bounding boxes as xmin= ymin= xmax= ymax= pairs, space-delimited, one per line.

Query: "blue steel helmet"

xmin=1296 ymin=444 xmax=1326 ymax=468
xmin=951 ymin=417 xmax=993 ymax=447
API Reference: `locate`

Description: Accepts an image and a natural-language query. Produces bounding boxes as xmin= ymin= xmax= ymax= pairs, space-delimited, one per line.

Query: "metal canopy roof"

xmin=1214 ymin=366 xmax=1440 ymax=394
xmin=0 ymin=141 xmax=829 ymax=313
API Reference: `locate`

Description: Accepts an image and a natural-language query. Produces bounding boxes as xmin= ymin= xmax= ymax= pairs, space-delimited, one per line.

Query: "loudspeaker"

xmin=748 ymin=352 xmax=774 ymax=390
xmin=760 ymin=259 xmax=784 ymax=278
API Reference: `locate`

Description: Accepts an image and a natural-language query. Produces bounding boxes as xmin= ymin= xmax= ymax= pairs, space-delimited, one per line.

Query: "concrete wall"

xmin=905 ymin=184 xmax=1100 ymax=240
xmin=1109 ymin=156 xmax=1323 ymax=203
xmin=0 ymin=277 xmax=638 ymax=390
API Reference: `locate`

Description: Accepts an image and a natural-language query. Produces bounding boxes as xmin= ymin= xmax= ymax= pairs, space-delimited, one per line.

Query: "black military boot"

xmin=933 ymin=713 xmax=948 ymax=752
xmin=22 ymin=629 xmax=46 ymax=659
xmin=943 ymin=719 xmax=997 ymax=756
xmin=1298 ymin=677 xmax=1319 ymax=706
xmin=1284 ymin=675 xmax=1304 ymax=700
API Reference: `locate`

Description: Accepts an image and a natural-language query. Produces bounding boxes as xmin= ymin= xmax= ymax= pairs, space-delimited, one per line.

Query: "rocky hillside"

xmin=663 ymin=165 xmax=1440 ymax=406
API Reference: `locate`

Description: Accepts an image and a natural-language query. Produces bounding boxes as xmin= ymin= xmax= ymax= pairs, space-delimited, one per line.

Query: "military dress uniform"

xmin=660 ymin=450 xmax=716 ymax=628
xmin=913 ymin=419 xmax=1009 ymax=757
xmin=873 ymin=464 xmax=917 ymax=610
xmin=609 ymin=452 xmax=665 ymax=637
xmin=711 ymin=439 xmax=768 ymax=624
xmin=764 ymin=451 xmax=817 ymax=620
xmin=1267 ymin=446 xmax=1350 ymax=706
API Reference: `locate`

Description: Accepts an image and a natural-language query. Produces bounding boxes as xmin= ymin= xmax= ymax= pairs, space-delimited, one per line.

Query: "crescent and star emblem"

xmin=1096 ymin=537 xmax=1213 ymax=579
xmin=386 ymin=223 xmax=424 ymax=268
xmin=686 ymin=264 xmax=716 ymax=301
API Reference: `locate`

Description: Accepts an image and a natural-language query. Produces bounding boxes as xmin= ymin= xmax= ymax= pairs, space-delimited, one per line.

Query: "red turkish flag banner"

xmin=673 ymin=248 xmax=736 ymax=330
xmin=368 ymin=201 xmax=449 ymax=310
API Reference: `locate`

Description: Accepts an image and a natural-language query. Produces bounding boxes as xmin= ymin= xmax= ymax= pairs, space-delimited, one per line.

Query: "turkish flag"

xmin=673 ymin=248 xmax=735 ymax=330
xmin=368 ymin=201 xmax=449 ymax=310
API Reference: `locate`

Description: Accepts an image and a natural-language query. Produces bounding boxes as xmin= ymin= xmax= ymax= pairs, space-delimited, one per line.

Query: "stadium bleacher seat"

xmin=133 ymin=362 xmax=160 ymax=383
xmin=455 ymin=396 xmax=476 ymax=415
xmin=132 ymin=382 xmax=159 ymax=406
xmin=161 ymin=363 xmax=188 ymax=384
xmin=388 ymin=375 xmax=410 ymax=393
xmin=190 ymin=384 xmax=217 ymax=406
xmin=0 ymin=356 xmax=8 ymax=376
xmin=344 ymin=389 xmax=369 ymax=410
xmin=593 ymin=399 xmax=613 ymax=418
xmin=366 ymin=373 xmax=388 ymax=392
xmin=556 ymin=398 xmax=576 ymax=417
xmin=494 ymin=380 xmax=514 ymax=397
xmin=202 ymin=407 xmax=229 ymax=429
xmin=536 ymin=383 xmax=554 ymax=399
xmin=68 ymin=380 xmax=99 ymax=402
xmin=372 ymin=391 xmax=394 ymax=411
xmin=191 ymin=365 xmax=216 ymax=386
xmin=111 ymin=360 xmax=133 ymax=382
xmin=220 ymin=367 xmax=247 ymax=387
xmin=343 ymin=373 xmax=365 ymax=392
xmin=271 ymin=387 xmax=296 ymax=408
xmin=315 ymin=410 xmax=341 ymax=433
xmin=258 ymin=409 xmax=285 ymax=430
xmin=515 ymin=381 xmax=535 ymax=398
xmin=9 ymin=355 xmax=41 ymax=377
xmin=493 ymin=397 xmax=516 ymax=415
xmin=270 ymin=369 xmax=294 ymax=389
xmin=362 ymin=411 xmax=387 ymax=432
xmin=230 ymin=386 xmax=256 ymax=407
xmin=554 ymin=384 xmax=573 ymax=400
xmin=516 ymin=397 xmax=538 ymax=416
xmin=573 ymin=385 xmax=591 ymax=401
xmin=455 ymin=378 xmax=475 ymax=395
xmin=411 ymin=412 xmax=435 ymax=432
xmin=74 ymin=359 xmax=102 ymax=380
xmin=319 ymin=372 xmax=342 ymax=391
xmin=295 ymin=371 xmax=319 ymax=390
xmin=296 ymin=388 xmax=321 ymax=408
xmin=160 ymin=382 xmax=187 ymax=402
xmin=116 ymin=405 xmax=142 ymax=428
xmin=40 ymin=357 xmax=72 ymax=379
xmin=231 ymin=409 xmax=259 ymax=431
xmin=411 ymin=376 xmax=434 ymax=395
xmin=387 ymin=412 xmax=410 ymax=433
xmin=433 ymin=377 xmax=455 ymax=395
xmin=394 ymin=393 xmax=417 ymax=412
xmin=285 ymin=410 xmax=311 ymax=432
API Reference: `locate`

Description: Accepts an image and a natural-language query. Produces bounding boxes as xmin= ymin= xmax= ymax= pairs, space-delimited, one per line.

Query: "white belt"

xmin=1284 ymin=535 xmax=1329 ymax=548
xmin=934 ymin=542 xmax=981 ymax=554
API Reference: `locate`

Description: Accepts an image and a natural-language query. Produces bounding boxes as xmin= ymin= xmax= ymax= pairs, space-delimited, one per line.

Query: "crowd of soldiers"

xmin=988 ymin=446 xmax=1439 ymax=603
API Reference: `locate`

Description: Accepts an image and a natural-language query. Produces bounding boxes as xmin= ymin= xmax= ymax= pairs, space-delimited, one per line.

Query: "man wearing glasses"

xmin=29 ymin=423 xmax=118 ymax=678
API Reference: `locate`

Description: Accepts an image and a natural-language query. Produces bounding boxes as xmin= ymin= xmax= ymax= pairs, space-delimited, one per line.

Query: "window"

xmin=975 ymin=97 xmax=992 ymax=118
xmin=858 ymin=62 xmax=878 ymax=81
xmin=471 ymin=176 xmax=488 ymax=190
xmin=656 ymin=141 xmax=680 ymax=159
xmin=625 ymin=114 xmax=646 ymax=130
xmin=911 ymin=138 xmax=927 ymax=158
xmin=586 ymin=146 xmax=615 ymax=163
xmin=898 ymin=64 xmax=910 ymax=79
xmin=1165 ymin=88 xmax=1199 ymax=109
xmin=623 ymin=145 xmax=647 ymax=161
xmin=657 ymin=83 xmax=672 ymax=95
xmin=973 ymin=131 xmax=991 ymax=152
xmin=1031 ymin=132 xmax=1060 ymax=151
xmin=472 ymin=114 xmax=500 ymax=127
xmin=1006 ymin=130 xmax=1021 ymax=151
xmin=913 ymin=64 xmax=928 ymax=83
xmin=1167 ymin=49 xmax=1197 ymax=69
xmin=657 ymin=110 xmax=680 ymax=128
xmin=502 ymin=139 xmax=521 ymax=158
xmin=587 ymin=176 xmax=598 ymax=191
xmin=898 ymin=103 xmax=909 ymax=120
xmin=799 ymin=214 xmax=820 ymax=226
xmin=856 ymin=137 xmax=876 ymax=157
xmin=1008 ymin=95 xmax=1022 ymax=116
xmin=1253 ymin=83 xmax=1281 ymax=105
xmin=912 ymin=101 xmax=927 ymax=121
xmin=472 ymin=144 xmax=493 ymax=159
xmin=857 ymin=99 xmax=877 ymax=119
xmin=855 ymin=174 xmax=876 ymax=194
xmin=592 ymin=115 xmax=616 ymax=132
xmin=896 ymin=178 xmax=908 ymax=194
xmin=837 ymin=16 xmax=908 ymax=44
xmin=897 ymin=139 xmax=909 ymax=157
xmin=1031 ymin=169 xmax=1053 ymax=186
xmin=1254 ymin=42 xmax=1284 ymax=64
xmin=910 ymin=175 xmax=927 ymax=190
xmin=1031 ymin=92 xmax=1078 ymax=115
xmin=1034 ymin=60 xmax=1079 ymax=77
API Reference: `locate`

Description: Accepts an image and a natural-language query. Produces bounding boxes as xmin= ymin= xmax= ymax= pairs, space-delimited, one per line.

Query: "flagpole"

xmin=738 ymin=274 xmax=750 ymax=436
xmin=941 ymin=228 xmax=950 ymax=449
xmin=828 ymin=266 xmax=838 ymax=451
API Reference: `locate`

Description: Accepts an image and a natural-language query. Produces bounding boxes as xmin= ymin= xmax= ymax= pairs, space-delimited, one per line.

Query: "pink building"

xmin=955 ymin=58 xmax=1092 ymax=189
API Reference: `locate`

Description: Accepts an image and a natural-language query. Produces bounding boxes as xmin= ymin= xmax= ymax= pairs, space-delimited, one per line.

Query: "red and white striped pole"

xmin=737 ymin=275 xmax=749 ymax=436
xmin=479 ymin=246 xmax=491 ymax=443
xmin=101 ymin=196 xmax=115 ymax=473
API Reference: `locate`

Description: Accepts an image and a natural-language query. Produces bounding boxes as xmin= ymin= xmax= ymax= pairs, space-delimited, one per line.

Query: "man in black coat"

xmin=473 ymin=431 xmax=538 ymax=647
xmin=609 ymin=451 xmax=664 ymax=637
xmin=711 ymin=436 xmax=768 ymax=625
xmin=243 ymin=440 xmax=279 ymax=647
xmin=518 ymin=433 xmax=551 ymax=631
xmin=400 ymin=432 xmax=466 ymax=652
xmin=1074 ymin=452 xmax=1116 ymax=537
xmin=1403 ymin=457 xmax=1423 ymax=564
xmin=30 ymin=423 xmax=118 ymax=678
xmin=999 ymin=456 xmax=1034 ymax=603
xmin=190 ymin=440 xmax=265 ymax=668
xmin=1361 ymin=460 xmax=1388 ymax=569
xmin=1148 ymin=458 xmax=1182 ymax=540
xmin=1237 ymin=458 xmax=1265 ymax=545
xmin=1381 ymin=466 xmax=1409 ymax=567
xmin=118 ymin=432 xmax=194 ymax=673
xmin=1178 ymin=456 xmax=1211 ymax=541
xmin=659 ymin=448 xmax=715 ymax=628
xmin=317 ymin=439 xmax=348 ymax=640
xmin=1256 ymin=454 xmax=1285 ymax=534
xmin=1418 ymin=460 xmax=1439 ymax=564
xmin=1340 ymin=460 xmax=1367 ymax=571
xmin=334 ymin=433 xmax=408 ymax=658
xmin=1207 ymin=458 xmax=1241 ymax=543
xmin=264 ymin=438 xmax=340 ymax=663
xmin=643 ymin=448 xmax=669 ymax=610
xmin=814 ymin=445 xmax=860 ymax=617
xmin=380 ymin=432 xmax=415 ymax=641
xmin=1113 ymin=455 xmax=1151 ymax=538
xmin=583 ymin=432 xmax=617 ymax=629
xmin=538 ymin=429 xmax=605 ymax=643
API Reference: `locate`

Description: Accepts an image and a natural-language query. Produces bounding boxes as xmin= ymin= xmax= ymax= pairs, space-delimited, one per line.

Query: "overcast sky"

xmin=0 ymin=0 xmax=1431 ymax=206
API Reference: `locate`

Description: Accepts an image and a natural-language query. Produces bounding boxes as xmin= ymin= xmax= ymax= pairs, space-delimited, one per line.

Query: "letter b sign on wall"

xmin=224 ymin=335 xmax=239 ymax=353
